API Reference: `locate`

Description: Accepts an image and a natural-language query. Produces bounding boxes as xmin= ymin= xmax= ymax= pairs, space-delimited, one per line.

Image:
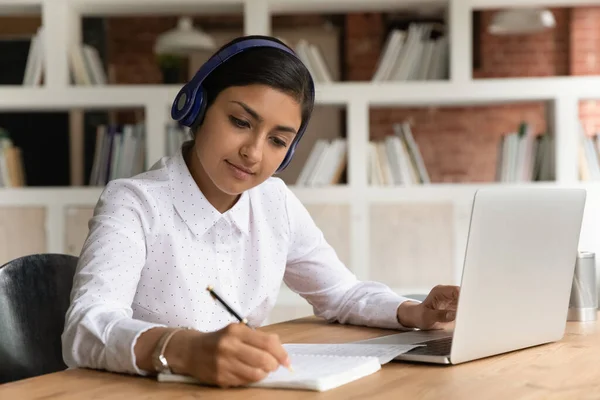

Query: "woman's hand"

xmin=396 ymin=285 xmax=460 ymax=330
xmin=184 ymin=323 xmax=291 ymax=388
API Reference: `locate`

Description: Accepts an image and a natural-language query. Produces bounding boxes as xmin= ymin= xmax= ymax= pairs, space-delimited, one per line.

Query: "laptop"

xmin=354 ymin=187 xmax=587 ymax=365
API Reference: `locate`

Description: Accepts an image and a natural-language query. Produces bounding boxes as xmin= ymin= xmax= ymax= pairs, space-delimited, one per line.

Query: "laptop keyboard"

xmin=406 ymin=336 xmax=453 ymax=356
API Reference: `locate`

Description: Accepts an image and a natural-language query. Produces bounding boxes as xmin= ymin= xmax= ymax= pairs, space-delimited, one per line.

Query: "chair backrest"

xmin=0 ymin=253 xmax=78 ymax=383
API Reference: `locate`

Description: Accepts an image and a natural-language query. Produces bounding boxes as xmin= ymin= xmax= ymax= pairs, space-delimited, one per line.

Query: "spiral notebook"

xmin=157 ymin=343 xmax=419 ymax=392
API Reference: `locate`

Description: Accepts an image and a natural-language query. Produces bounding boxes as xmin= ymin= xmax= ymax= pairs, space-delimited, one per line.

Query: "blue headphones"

xmin=171 ymin=36 xmax=315 ymax=173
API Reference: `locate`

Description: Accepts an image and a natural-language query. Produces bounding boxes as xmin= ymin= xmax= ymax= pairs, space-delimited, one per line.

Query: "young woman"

xmin=62 ymin=36 xmax=459 ymax=388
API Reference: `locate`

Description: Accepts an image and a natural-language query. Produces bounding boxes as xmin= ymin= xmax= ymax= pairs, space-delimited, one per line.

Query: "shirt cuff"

xmin=105 ymin=317 xmax=166 ymax=376
xmin=374 ymin=293 xmax=419 ymax=330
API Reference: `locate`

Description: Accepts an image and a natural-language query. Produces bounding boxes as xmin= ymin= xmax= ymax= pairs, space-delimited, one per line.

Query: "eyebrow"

xmin=230 ymin=101 xmax=298 ymax=135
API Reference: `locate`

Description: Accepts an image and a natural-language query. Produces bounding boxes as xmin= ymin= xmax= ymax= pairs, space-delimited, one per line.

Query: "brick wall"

xmin=106 ymin=15 xmax=327 ymax=84
xmin=344 ymin=14 xmax=384 ymax=81
xmin=571 ymin=8 xmax=600 ymax=136
xmin=473 ymin=8 xmax=570 ymax=78
xmin=370 ymin=103 xmax=548 ymax=183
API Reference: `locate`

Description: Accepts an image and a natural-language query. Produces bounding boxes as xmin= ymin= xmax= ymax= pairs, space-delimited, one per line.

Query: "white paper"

xmin=283 ymin=343 xmax=421 ymax=364
xmin=160 ymin=354 xmax=382 ymax=392
xmin=251 ymin=353 xmax=380 ymax=391
xmin=157 ymin=343 xmax=422 ymax=391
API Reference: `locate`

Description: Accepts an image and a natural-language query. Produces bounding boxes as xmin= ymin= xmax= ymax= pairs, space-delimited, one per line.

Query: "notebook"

xmin=157 ymin=343 xmax=419 ymax=392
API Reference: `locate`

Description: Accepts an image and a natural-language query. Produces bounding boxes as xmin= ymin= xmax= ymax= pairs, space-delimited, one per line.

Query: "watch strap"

xmin=151 ymin=327 xmax=191 ymax=374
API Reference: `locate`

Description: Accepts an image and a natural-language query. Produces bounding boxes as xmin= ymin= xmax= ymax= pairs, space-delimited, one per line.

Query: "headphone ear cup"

xmin=276 ymin=140 xmax=297 ymax=173
xmin=184 ymin=86 xmax=208 ymax=128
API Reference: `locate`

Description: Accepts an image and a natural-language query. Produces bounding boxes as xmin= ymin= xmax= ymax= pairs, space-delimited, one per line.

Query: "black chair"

xmin=0 ymin=253 xmax=78 ymax=384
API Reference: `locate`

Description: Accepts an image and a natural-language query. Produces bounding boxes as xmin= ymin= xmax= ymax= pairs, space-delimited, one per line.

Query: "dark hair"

xmin=189 ymin=36 xmax=314 ymax=136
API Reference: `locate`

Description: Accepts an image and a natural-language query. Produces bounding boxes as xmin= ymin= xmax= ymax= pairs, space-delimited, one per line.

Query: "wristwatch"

xmin=151 ymin=327 xmax=192 ymax=374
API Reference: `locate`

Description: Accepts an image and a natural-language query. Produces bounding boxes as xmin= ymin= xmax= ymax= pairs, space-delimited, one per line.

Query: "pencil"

xmin=206 ymin=285 xmax=294 ymax=373
xmin=206 ymin=285 xmax=249 ymax=326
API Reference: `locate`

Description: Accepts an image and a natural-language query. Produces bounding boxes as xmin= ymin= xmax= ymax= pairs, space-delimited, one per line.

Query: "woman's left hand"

xmin=396 ymin=285 xmax=460 ymax=330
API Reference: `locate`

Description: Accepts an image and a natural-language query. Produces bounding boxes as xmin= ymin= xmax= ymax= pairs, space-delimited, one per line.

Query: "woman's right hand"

xmin=183 ymin=323 xmax=291 ymax=388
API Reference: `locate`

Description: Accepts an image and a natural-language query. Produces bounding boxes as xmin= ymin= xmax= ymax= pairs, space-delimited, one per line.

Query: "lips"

xmin=226 ymin=160 xmax=255 ymax=175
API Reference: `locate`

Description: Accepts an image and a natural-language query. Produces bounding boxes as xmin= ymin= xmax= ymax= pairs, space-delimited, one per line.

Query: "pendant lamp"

xmin=154 ymin=17 xmax=216 ymax=55
xmin=488 ymin=8 xmax=556 ymax=35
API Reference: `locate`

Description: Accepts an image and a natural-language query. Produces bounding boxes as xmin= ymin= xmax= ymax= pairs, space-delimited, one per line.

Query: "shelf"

xmin=69 ymin=0 xmax=243 ymax=16
xmin=9 ymin=0 xmax=446 ymax=16
xmin=0 ymin=86 xmax=176 ymax=110
xmin=319 ymin=77 xmax=600 ymax=105
xmin=2 ymin=182 xmax=598 ymax=207
xmin=0 ymin=187 xmax=102 ymax=206
xmin=290 ymin=185 xmax=351 ymax=204
xmin=0 ymin=186 xmax=352 ymax=206
xmin=0 ymin=0 xmax=40 ymax=15
xmin=470 ymin=0 xmax=600 ymax=9
xmin=268 ymin=0 xmax=446 ymax=14
xmin=366 ymin=182 xmax=563 ymax=203
xmin=366 ymin=181 xmax=600 ymax=203
xmin=3 ymin=76 xmax=600 ymax=110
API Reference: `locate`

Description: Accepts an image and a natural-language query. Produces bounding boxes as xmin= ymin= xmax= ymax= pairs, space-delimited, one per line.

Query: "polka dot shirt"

xmin=61 ymin=149 xmax=410 ymax=376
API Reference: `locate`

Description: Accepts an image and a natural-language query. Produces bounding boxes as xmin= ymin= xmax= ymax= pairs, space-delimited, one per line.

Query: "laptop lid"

xmin=450 ymin=187 xmax=586 ymax=364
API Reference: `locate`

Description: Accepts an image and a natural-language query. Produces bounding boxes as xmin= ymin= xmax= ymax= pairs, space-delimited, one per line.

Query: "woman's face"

xmin=191 ymin=84 xmax=302 ymax=197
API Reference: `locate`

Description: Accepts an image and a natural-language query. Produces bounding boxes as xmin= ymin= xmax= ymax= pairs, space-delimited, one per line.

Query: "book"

xmin=157 ymin=343 xmax=419 ymax=392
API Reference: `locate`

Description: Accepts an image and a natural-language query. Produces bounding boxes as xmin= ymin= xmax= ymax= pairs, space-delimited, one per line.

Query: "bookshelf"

xmin=1 ymin=0 xmax=600 ymax=324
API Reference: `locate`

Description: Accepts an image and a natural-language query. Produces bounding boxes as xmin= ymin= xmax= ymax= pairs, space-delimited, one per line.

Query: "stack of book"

xmin=0 ymin=129 xmax=26 ymax=187
xmin=22 ymin=27 xmax=44 ymax=86
xmin=495 ymin=122 xmax=554 ymax=182
xmin=296 ymin=122 xmax=430 ymax=187
xmin=68 ymin=43 xmax=107 ymax=85
xmin=369 ymin=122 xmax=430 ymax=186
xmin=296 ymin=138 xmax=347 ymax=186
xmin=22 ymin=28 xmax=107 ymax=86
xmin=372 ymin=23 xmax=448 ymax=82
xmin=89 ymin=123 xmax=146 ymax=186
xmin=293 ymin=39 xmax=333 ymax=83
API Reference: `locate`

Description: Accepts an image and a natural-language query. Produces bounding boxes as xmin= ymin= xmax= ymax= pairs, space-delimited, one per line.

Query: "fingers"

xmin=213 ymin=361 xmax=267 ymax=388
xmin=425 ymin=285 xmax=460 ymax=310
xmin=209 ymin=324 xmax=286 ymax=387
xmin=213 ymin=370 xmax=247 ymax=389
xmin=418 ymin=308 xmax=456 ymax=330
xmin=241 ymin=329 xmax=290 ymax=368
xmin=431 ymin=309 xmax=456 ymax=323
xmin=432 ymin=284 xmax=460 ymax=300
xmin=234 ymin=341 xmax=280 ymax=373
xmin=228 ymin=361 xmax=269 ymax=385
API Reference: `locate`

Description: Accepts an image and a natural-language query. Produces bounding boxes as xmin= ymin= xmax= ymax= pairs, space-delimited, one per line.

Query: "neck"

xmin=184 ymin=144 xmax=239 ymax=214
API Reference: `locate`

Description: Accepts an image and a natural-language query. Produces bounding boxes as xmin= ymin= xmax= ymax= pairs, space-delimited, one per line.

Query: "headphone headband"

xmin=171 ymin=36 xmax=315 ymax=173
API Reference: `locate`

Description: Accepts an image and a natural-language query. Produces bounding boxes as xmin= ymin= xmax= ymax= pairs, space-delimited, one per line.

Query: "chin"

xmin=216 ymin=177 xmax=258 ymax=195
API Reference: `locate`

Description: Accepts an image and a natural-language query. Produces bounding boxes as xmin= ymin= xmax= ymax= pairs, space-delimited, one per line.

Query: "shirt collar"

xmin=168 ymin=145 xmax=250 ymax=238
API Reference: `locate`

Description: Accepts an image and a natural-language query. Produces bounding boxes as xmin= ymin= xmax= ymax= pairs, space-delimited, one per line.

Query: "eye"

xmin=229 ymin=116 xmax=250 ymax=129
xmin=270 ymin=137 xmax=288 ymax=148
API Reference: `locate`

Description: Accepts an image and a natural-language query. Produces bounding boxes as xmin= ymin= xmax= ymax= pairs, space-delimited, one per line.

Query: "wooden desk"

xmin=2 ymin=316 xmax=600 ymax=399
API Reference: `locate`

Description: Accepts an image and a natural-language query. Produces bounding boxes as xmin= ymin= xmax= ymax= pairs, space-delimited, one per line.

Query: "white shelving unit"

xmin=1 ymin=0 xmax=600 ymax=320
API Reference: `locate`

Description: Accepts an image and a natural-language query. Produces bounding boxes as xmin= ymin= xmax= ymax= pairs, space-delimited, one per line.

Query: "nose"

xmin=240 ymin=135 xmax=263 ymax=164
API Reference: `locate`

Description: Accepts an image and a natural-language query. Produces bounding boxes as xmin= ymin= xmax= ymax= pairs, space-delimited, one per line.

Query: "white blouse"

xmin=61 ymin=148 xmax=411 ymax=376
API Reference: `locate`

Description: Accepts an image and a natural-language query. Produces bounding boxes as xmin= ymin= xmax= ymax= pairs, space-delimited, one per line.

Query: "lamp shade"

xmin=154 ymin=17 xmax=216 ymax=55
xmin=488 ymin=8 xmax=556 ymax=35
